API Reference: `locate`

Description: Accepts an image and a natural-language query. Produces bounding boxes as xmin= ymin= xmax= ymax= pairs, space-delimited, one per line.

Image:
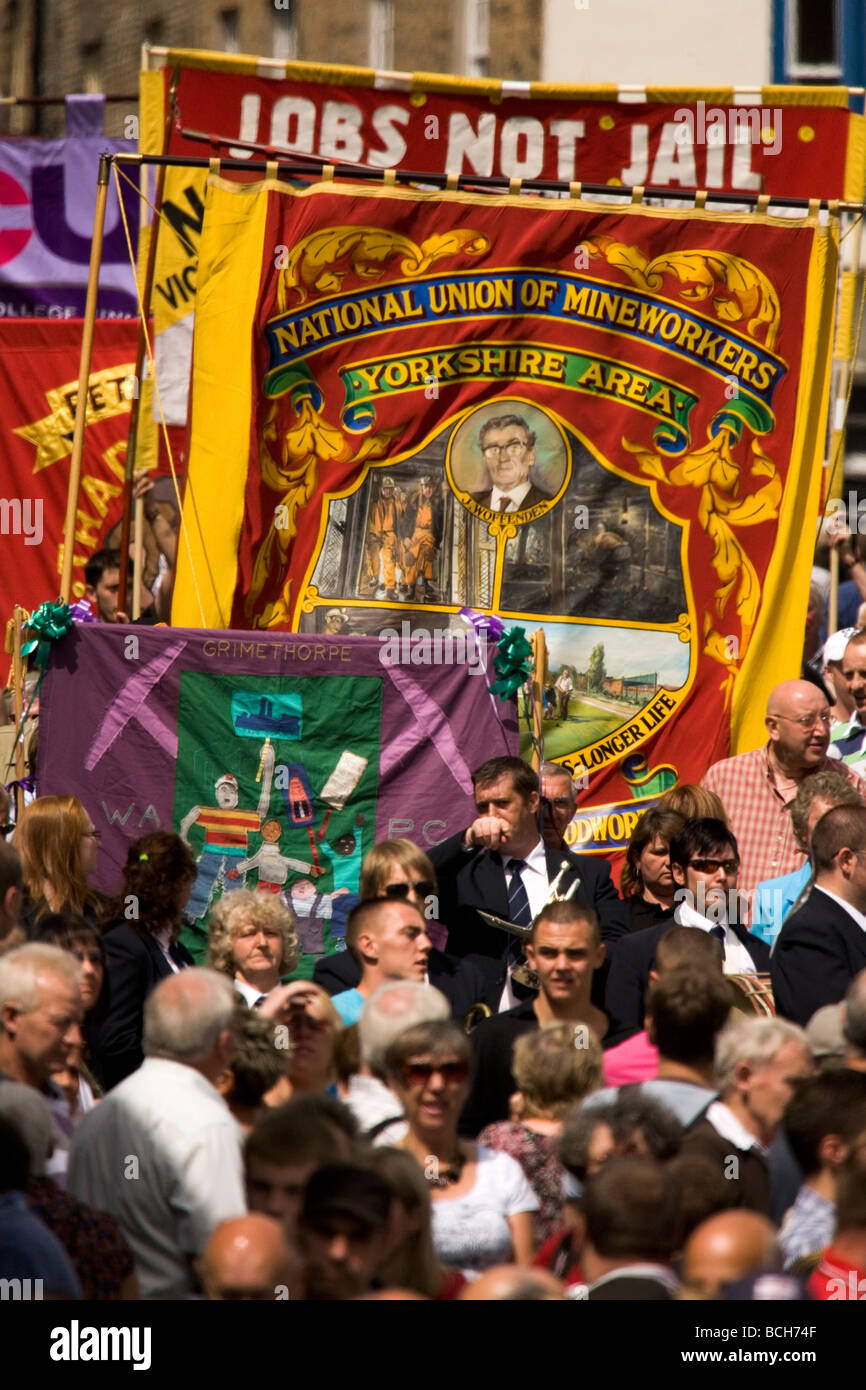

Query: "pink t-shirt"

xmin=602 ymin=1030 xmax=659 ymax=1085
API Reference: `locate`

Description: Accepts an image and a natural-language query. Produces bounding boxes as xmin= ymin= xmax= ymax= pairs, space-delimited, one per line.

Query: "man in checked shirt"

xmin=701 ymin=679 xmax=864 ymax=906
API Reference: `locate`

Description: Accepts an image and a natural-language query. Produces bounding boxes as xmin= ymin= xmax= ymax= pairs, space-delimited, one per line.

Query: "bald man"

xmin=458 ymin=1265 xmax=565 ymax=1300
xmin=201 ymin=1214 xmax=301 ymax=1300
xmin=702 ymin=678 xmax=862 ymax=900
xmin=682 ymin=1210 xmax=780 ymax=1298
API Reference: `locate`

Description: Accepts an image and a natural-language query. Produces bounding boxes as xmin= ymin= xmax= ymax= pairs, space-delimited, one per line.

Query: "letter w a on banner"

xmin=174 ymin=172 xmax=837 ymax=808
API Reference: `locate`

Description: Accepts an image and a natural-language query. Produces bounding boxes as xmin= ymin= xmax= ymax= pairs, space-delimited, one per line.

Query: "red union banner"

xmin=143 ymin=50 xmax=866 ymax=199
xmin=137 ymin=50 xmax=866 ymax=470
xmin=0 ymin=319 xmax=141 ymax=627
xmin=172 ymin=176 xmax=837 ymax=850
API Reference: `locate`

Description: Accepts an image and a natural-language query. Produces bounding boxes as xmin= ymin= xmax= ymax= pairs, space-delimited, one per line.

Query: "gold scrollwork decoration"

xmin=277 ymin=226 xmax=490 ymax=311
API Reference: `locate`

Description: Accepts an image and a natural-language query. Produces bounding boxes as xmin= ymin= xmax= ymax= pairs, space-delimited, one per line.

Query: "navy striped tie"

xmin=506 ymin=858 xmax=532 ymax=965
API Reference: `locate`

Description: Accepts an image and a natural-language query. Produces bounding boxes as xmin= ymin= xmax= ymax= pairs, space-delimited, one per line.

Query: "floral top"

xmin=28 ymin=1176 xmax=135 ymax=1300
xmin=476 ymin=1121 xmax=564 ymax=1245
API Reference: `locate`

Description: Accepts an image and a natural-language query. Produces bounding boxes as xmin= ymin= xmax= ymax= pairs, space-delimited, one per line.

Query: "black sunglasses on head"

xmin=382 ymin=880 xmax=435 ymax=900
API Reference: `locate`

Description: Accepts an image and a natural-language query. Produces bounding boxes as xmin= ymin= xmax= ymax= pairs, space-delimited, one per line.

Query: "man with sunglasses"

xmin=604 ymin=818 xmax=771 ymax=1043
xmin=702 ymin=678 xmax=863 ymax=902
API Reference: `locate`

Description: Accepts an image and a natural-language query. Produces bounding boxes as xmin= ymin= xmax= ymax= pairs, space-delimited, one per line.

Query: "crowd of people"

xmin=4 ymin=625 xmax=866 ymax=1300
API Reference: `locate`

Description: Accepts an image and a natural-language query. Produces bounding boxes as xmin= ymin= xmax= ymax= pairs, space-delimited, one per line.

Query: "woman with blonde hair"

xmin=207 ymin=889 xmax=299 ymax=1007
xmin=13 ymin=795 xmax=102 ymax=932
xmin=656 ymin=784 xmax=728 ymax=824
xmin=313 ymin=839 xmax=486 ymax=1020
xmin=477 ymin=1023 xmax=604 ymax=1243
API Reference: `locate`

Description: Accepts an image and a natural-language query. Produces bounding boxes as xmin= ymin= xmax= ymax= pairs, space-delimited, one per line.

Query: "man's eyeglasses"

xmin=688 ymin=857 xmax=739 ymax=875
xmin=481 ymin=439 xmax=528 ymax=459
xmin=401 ymin=1060 xmax=469 ymax=1087
xmin=771 ymin=711 xmax=832 ymax=730
xmin=382 ymin=880 xmax=435 ymax=900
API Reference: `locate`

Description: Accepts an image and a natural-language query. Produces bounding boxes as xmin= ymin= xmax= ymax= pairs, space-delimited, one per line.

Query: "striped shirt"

xmin=197 ymin=806 xmax=261 ymax=852
xmin=702 ymin=746 xmax=863 ymax=902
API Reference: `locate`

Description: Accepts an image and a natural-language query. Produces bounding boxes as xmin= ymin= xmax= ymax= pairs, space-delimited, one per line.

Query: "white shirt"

xmin=431 ymin=1146 xmax=538 ymax=1278
xmin=704 ymin=1099 xmax=769 ymax=1158
xmin=499 ymin=839 xmax=555 ymax=1011
xmin=674 ymin=899 xmax=757 ymax=974
xmin=152 ymin=926 xmax=180 ymax=974
xmin=490 ymin=481 xmax=531 ymax=512
xmin=234 ymin=977 xmax=271 ymax=1008
xmin=812 ymin=884 xmax=866 ymax=934
xmin=68 ymin=1057 xmax=246 ymax=1299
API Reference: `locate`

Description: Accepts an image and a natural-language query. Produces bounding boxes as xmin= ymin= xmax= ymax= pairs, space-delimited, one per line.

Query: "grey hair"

xmin=540 ymin=761 xmax=577 ymax=796
xmin=714 ymin=1015 xmax=810 ymax=1092
xmin=0 ymin=1080 xmax=53 ymax=1176
xmin=144 ymin=968 xmax=237 ymax=1065
xmin=0 ymin=942 xmax=80 ymax=1014
xmin=358 ymin=980 xmax=450 ymax=1074
xmin=844 ymin=969 xmax=866 ymax=1056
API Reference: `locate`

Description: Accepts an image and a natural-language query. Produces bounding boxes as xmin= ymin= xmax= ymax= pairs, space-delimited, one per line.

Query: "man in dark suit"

xmin=605 ymin=818 xmax=771 ymax=1043
xmin=772 ymin=804 xmax=866 ymax=1025
xmin=469 ymin=414 xmax=554 ymax=513
xmin=429 ymin=755 xmax=628 ymax=1011
xmin=582 ymin=1158 xmax=681 ymax=1300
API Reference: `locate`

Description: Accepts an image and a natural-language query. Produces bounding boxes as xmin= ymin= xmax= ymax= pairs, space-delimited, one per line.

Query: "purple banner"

xmin=38 ymin=624 xmax=517 ymax=899
xmin=0 ymin=136 xmax=138 ymax=319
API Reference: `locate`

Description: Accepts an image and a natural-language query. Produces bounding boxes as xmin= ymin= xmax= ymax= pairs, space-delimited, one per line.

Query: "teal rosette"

xmin=489 ymin=625 xmax=533 ymax=700
xmin=20 ymin=598 xmax=74 ymax=670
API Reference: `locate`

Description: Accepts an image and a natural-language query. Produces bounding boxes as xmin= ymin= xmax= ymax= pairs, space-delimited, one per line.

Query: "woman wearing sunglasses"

xmin=386 ymin=1019 xmax=538 ymax=1277
xmin=313 ymin=839 xmax=487 ymax=1022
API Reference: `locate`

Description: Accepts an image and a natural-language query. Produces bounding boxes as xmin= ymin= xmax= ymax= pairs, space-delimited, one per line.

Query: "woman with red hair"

xmin=13 ymin=795 xmax=102 ymax=932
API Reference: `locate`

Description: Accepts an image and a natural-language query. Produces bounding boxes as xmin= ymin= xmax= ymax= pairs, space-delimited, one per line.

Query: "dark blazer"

xmin=681 ymin=1117 xmax=771 ymax=1215
xmin=604 ymin=914 xmax=771 ymax=1044
xmin=587 ymin=1272 xmax=676 ymax=1301
xmin=312 ymin=947 xmax=488 ymax=1024
xmin=459 ymin=998 xmax=539 ymax=1138
xmin=429 ymin=832 xmax=629 ymax=1009
xmin=771 ymin=886 xmax=866 ymax=1025
xmin=89 ymin=921 xmax=194 ymax=1091
xmin=470 ymin=482 xmax=552 ymax=513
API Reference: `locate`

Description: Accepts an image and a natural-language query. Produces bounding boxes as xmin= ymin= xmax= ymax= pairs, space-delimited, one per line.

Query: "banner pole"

xmin=60 ymin=152 xmax=111 ymax=603
xmin=117 ymin=64 xmax=179 ymax=619
xmin=529 ymin=629 xmax=547 ymax=773
xmin=112 ymin=148 xmax=866 ymax=214
xmin=10 ymin=607 xmax=27 ymax=819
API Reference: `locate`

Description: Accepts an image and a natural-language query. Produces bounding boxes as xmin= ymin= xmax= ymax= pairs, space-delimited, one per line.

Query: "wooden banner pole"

xmin=60 ymin=152 xmax=112 ymax=602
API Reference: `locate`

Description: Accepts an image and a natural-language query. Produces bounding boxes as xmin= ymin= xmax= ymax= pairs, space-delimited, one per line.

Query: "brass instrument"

xmin=464 ymin=1002 xmax=493 ymax=1034
xmin=477 ymin=861 xmax=582 ymax=993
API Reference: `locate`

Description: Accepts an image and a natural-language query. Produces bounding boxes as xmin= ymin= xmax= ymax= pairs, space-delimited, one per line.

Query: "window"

xmin=144 ymin=18 xmax=164 ymax=49
xmin=220 ymin=8 xmax=240 ymax=55
xmin=81 ymin=41 xmax=102 ymax=95
xmin=463 ymin=0 xmax=490 ymax=78
xmin=272 ymin=5 xmax=297 ymax=61
xmin=787 ymin=0 xmax=841 ymax=78
xmin=369 ymin=0 xmax=395 ymax=70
